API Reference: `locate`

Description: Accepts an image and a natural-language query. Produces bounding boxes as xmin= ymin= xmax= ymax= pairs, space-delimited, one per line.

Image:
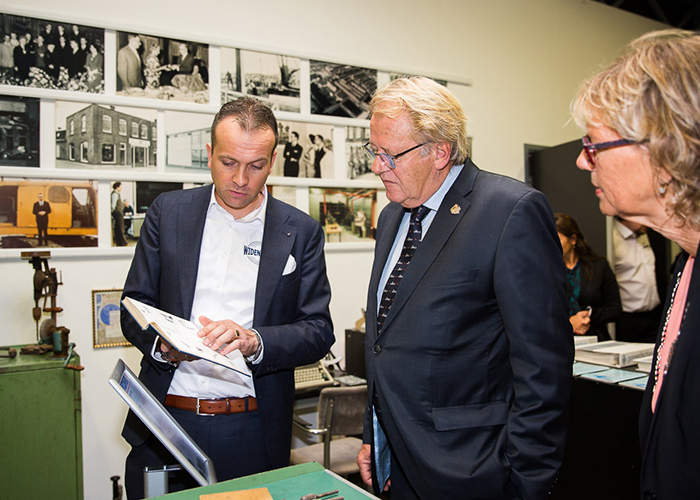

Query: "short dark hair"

xmin=291 ymin=131 xmax=299 ymax=139
xmin=113 ymin=181 xmax=121 ymax=189
xmin=211 ymin=96 xmax=278 ymax=153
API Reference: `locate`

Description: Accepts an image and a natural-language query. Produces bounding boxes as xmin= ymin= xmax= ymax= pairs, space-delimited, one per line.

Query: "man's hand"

xmin=357 ymin=444 xmax=390 ymax=491
xmin=158 ymin=338 xmax=195 ymax=363
xmin=197 ymin=316 xmax=258 ymax=357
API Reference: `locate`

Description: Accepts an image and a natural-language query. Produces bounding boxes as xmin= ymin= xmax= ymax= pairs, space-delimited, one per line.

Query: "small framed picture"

xmin=92 ymin=289 xmax=130 ymax=348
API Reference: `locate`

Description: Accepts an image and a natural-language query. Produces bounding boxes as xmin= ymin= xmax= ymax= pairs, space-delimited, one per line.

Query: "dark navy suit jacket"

xmin=121 ymin=185 xmax=334 ymax=469
xmin=364 ymin=160 xmax=573 ymax=499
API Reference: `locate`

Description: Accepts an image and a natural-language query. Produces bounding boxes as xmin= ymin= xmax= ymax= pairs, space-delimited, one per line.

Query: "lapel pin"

xmin=450 ymin=204 xmax=461 ymax=215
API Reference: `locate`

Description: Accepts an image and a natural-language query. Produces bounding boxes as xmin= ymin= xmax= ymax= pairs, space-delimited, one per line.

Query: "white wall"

xmin=0 ymin=0 xmax=666 ymax=498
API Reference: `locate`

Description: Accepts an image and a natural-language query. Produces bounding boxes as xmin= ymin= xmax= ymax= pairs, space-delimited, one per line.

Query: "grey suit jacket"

xmin=364 ymin=160 xmax=573 ymax=499
xmin=121 ymin=185 xmax=334 ymax=468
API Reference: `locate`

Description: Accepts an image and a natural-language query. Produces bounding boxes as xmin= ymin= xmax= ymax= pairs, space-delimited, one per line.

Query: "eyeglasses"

xmin=581 ymin=136 xmax=643 ymax=166
xmin=363 ymin=142 xmax=425 ymax=170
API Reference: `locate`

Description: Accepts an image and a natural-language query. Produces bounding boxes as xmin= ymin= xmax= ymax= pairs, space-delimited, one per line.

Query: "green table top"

xmin=0 ymin=344 xmax=79 ymax=374
xmin=160 ymin=463 xmax=378 ymax=500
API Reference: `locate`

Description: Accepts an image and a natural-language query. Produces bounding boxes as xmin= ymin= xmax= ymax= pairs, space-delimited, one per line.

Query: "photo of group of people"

xmin=116 ymin=32 xmax=209 ymax=103
xmin=274 ymin=120 xmax=334 ymax=178
xmin=0 ymin=13 xmax=104 ymax=92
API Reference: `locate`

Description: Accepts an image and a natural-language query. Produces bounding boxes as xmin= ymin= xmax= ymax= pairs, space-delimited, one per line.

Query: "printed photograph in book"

xmin=0 ymin=177 xmax=97 ymax=248
xmin=116 ymin=32 xmax=209 ymax=104
xmin=0 ymin=13 xmax=105 ymax=93
xmin=310 ymin=61 xmax=377 ymax=119
xmin=55 ymin=101 xmax=157 ymax=171
xmin=220 ymin=47 xmax=301 ymax=112
xmin=274 ymin=121 xmax=334 ymax=179
xmin=309 ymin=187 xmax=378 ymax=242
xmin=0 ymin=94 xmax=39 ymax=167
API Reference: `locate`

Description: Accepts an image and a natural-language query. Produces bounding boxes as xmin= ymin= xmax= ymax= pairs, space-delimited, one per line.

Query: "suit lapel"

xmin=378 ymin=161 xmax=479 ymax=339
xmin=254 ymin=196 xmax=295 ymax=326
xmin=178 ymin=186 xmax=210 ymax=320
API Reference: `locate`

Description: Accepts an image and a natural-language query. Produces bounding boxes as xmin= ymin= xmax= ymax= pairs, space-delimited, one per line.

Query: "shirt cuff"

xmin=246 ymin=329 xmax=264 ymax=365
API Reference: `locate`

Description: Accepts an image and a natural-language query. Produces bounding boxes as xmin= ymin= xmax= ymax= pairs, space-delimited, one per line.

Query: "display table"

xmin=157 ymin=462 xmax=378 ymax=499
xmin=0 ymin=344 xmax=83 ymax=500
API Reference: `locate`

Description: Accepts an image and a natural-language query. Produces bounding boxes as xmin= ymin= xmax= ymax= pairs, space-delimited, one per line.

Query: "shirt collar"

xmin=207 ymin=184 xmax=268 ymax=223
xmin=422 ymin=163 xmax=464 ymax=213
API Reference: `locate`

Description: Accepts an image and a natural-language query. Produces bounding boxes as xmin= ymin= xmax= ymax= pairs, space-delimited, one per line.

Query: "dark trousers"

xmin=112 ymin=210 xmax=128 ymax=246
xmin=125 ymin=406 xmax=272 ymax=499
xmin=616 ymin=305 xmax=662 ymax=344
xmin=36 ymin=218 xmax=48 ymax=246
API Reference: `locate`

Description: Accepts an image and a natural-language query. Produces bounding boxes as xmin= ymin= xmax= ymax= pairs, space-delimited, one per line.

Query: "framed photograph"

xmin=116 ymin=32 xmax=209 ymax=104
xmin=220 ymin=47 xmax=301 ymax=112
xmin=310 ymin=61 xmax=377 ymax=118
xmin=92 ymin=289 xmax=130 ymax=348
xmin=55 ymin=100 xmax=158 ymax=170
xmin=164 ymin=109 xmax=214 ymax=172
xmin=0 ymin=94 xmax=40 ymax=167
xmin=0 ymin=177 xmax=97 ymax=249
xmin=275 ymin=120 xmax=334 ymax=179
xmin=309 ymin=186 xmax=378 ymax=242
xmin=0 ymin=13 xmax=105 ymax=93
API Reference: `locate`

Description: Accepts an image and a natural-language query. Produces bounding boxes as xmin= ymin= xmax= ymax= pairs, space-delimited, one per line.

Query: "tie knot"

xmin=410 ymin=205 xmax=430 ymax=224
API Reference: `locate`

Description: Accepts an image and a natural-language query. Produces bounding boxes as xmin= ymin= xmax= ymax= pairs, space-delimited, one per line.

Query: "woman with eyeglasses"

xmin=572 ymin=29 xmax=700 ymax=499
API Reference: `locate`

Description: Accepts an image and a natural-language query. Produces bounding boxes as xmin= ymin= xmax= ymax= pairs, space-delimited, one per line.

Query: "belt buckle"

xmin=196 ymin=398 xmax=216 ymax=417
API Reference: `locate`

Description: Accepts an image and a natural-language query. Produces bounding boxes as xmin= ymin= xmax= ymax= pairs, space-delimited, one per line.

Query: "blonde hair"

xmin=369 ymin=77 xmax=469 ymax=166
xmin=572 ymin=29 xmax=700 ymax=229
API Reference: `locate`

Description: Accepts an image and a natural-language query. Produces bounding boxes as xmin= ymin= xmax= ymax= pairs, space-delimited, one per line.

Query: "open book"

xmin=574 ymin=340 xmax=655 ymax=368
xmin=122 ymin=296 xmax=251 ymax=377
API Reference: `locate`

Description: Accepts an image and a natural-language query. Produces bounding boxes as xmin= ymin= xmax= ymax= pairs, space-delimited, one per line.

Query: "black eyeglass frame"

xmin=581 ymin=136 xmax=644 ymax=166
xmin=363 ymin=141 xmax=426 ymax=170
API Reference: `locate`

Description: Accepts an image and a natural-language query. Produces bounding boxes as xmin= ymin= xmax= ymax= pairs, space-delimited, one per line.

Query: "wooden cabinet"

xmin=0 ymin=346 xmax=83 ymax=500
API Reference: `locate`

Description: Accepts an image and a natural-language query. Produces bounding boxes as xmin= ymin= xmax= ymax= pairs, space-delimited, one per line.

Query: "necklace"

xmin=652 ymin=264 xmax=690 ymax=397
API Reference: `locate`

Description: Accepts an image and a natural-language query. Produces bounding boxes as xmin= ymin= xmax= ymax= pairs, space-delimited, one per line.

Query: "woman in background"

xmin=572 ymin=29 xmax=700 ymax=498
xmin=555 ymin=212 xmax=621 ymax=341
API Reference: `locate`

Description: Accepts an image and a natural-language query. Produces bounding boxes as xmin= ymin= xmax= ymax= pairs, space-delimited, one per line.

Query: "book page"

xmin=123 ymin=297 xmax=251 ymax=377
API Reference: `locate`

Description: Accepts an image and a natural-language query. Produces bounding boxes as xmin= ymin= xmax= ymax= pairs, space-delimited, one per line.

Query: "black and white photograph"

xmin=346 ymin=125 xmax=374 ymax=180
xmin=221 ymin=47 xmax=301 ymax=112
xmin=309 ymin=186 xmax=377 ymax=243
xmin=55 ymin=101 xmax=157 ymax=170
xmin=0 ymin=94 xmax=39 ymax=166
xmin=0 ymin=13 xmax=104 ymax=93
xmin=0 ymin=177 xmax=97 ymax=248
xmin=164 ymin=109 xmax=214 ymax=172
xmin=109 ymin=180 xmax=188 ymax=246
xmin=274 ymin=120 xmax=334 ymax=178
xmin=390 ymin=72 xmax=447 ymax=87
xmin=310 ymin=61 xmax=377 ymax=119
xmin=268 ymin=185 xmax=297 ymax=208
xmin=116 ymin=32 xmax=209 ymax=104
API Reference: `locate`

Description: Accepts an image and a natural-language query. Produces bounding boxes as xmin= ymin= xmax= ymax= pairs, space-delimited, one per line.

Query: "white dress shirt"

xmin=166 ymin=186 xmax=269 ymax=398
xmin=613 ymin=218 xmax=660 ymax=313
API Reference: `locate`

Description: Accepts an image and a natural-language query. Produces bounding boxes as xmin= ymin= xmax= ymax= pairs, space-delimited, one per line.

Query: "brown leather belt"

xmin=164 ymin=394 xmax=257 ymax=416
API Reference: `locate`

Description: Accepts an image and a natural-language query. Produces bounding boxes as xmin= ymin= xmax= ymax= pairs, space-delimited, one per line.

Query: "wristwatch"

xmin=247 ymin=329 xmax=263 ymax=362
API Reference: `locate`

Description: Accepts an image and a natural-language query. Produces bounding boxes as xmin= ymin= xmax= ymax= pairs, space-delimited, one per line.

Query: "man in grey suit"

xmin=117 ymin=33 xmax=143 ymax=90
xmin=356 ymin=77 xmax=573 ymax=500
xmin=121 ymin=96 xmax=334 ymax=499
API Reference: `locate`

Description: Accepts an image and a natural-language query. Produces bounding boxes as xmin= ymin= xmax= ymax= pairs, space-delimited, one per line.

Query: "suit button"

xmin=373 ymin=345 xmax=381 ymax=354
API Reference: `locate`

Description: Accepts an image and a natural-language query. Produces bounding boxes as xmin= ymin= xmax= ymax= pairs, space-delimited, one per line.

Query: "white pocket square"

xmin=283 ymin=255 xmax=297 ymax=275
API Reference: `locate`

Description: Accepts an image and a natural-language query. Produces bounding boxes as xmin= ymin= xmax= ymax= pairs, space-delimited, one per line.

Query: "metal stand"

xmin=143 ymin=465 xmax=182 ymax=498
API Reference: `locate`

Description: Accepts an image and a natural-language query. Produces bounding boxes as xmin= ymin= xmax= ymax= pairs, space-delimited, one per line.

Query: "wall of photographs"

xmin=0 ymin=9 xmax=470 ymax=254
